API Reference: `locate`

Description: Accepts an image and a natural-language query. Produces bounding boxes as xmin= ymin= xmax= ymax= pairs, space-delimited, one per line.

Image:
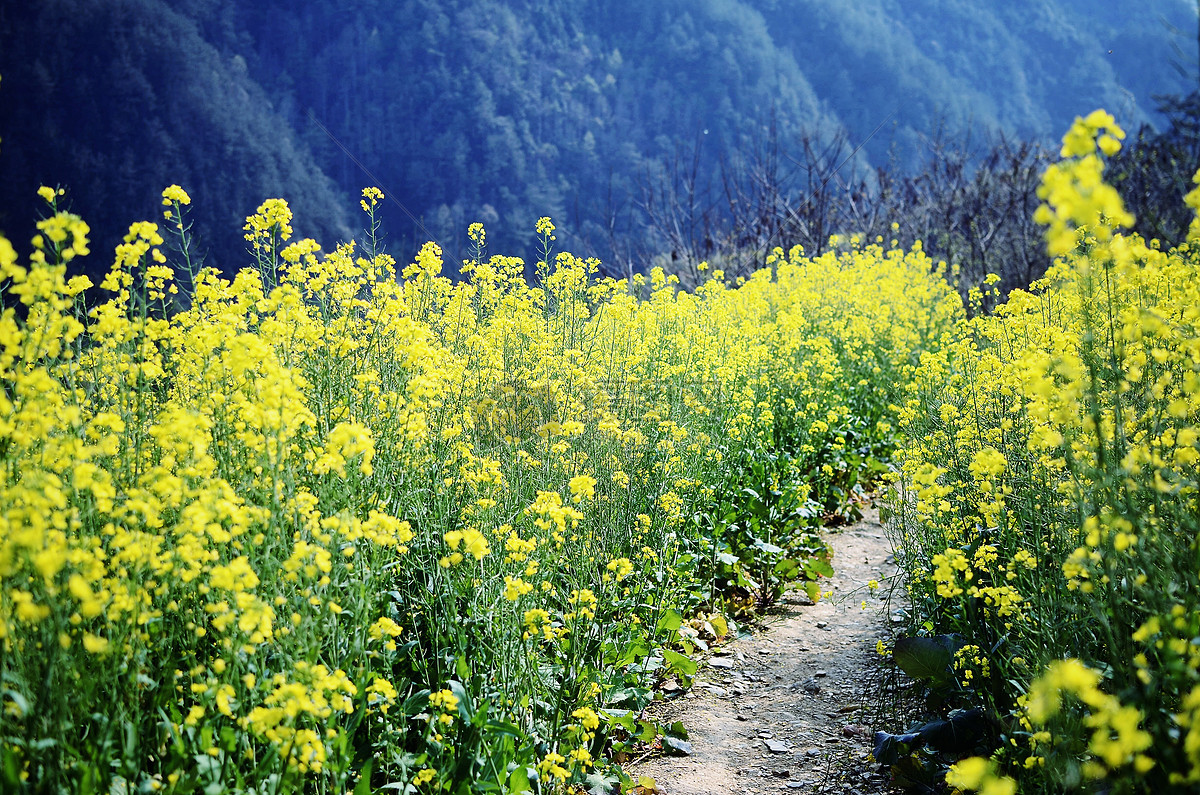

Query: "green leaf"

xmin=448 ymin=679 xmax=473 ymax=720
xmin=507 ymin=765 xmax=533 ymax=793
xmin=661 ymin=648 xmax=697 ymax=678
xmin=601 ymin=708 xmax=637 ymax=732
xmin=78 ymin=766 xmax=97 ymax=795
xmin=753 ymin=539 xmax=783 ymax=555
xmin=613 ymin=641 xmax=648 ymax=668
xmin=655 ymin=608 xmax=682 ymax=634
xmin=0 ymin=745 xmax=22 ymax=789
xmin=871 ymin=709 xmax=987 ymax=763
xmin=804 ymin=581 xmax=821 ymax=602
xmin=805 ymin=557 xmax=834 ymax=578
xmin=916 ymin=708 xmax=987 ymax=753
xmin=354 ymin=762 xmax=373 ymax=795
xmin=709 ymin=614 xmax=728 ymax=638
xmin=774 ymin=558 xmax=802 ymax=580
xmin=2 ymin=689 xmax=29 ymax=718
xmin=871 ymin=729 xmax=922 ymax=765
xmin=583 ymin=770 xmax=621 ymax=795
xmin=892 ymin=635 xmax=957 ymax=685
xmin=403 ymin=690 xmax=431 ymax=716
xmin=484 ymin=719 xmax=524 ymax=739
xmin=606 ymin=687 xmax=653 ymax=710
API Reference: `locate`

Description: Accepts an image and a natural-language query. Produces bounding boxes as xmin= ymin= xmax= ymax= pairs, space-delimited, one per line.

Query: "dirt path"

xmin=631 ymin=507 xmax=899 ymax=795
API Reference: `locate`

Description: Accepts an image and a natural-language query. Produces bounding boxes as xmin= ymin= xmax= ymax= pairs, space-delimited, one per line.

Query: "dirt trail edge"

xmin=631 ymin=506 xmax=899 ymax=795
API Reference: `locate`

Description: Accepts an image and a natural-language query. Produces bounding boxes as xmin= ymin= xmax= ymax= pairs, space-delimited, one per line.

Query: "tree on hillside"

xmin=642 ymin=122 xmax=1052 ymax=299
xmin=0 ymin=0 xmax=351 ymax=284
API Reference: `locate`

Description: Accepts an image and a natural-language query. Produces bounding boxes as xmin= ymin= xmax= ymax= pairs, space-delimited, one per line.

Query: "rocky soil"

xmin=630 ymin=507 xmax=903 ymax=795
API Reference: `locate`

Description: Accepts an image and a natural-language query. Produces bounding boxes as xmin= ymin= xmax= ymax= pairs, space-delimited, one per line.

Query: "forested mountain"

xmin=752 ymin=1 xmax=1197 ymax=156
xmin=0 ymin=0 xmax=353 ymax=284
xmin=0 ymin=0 xmax=1193 ymax=281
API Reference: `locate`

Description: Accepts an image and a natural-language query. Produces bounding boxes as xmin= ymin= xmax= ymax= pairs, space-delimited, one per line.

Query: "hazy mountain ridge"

xmin=0 ymin=0 xmax=1192 ymax=277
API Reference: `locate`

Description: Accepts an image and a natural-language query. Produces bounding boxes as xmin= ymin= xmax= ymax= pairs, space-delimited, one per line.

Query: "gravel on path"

xmin=630 ymin=506 xmax=902 ymax=795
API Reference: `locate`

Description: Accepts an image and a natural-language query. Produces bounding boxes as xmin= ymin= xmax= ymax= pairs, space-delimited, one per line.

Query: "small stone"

xmin=815 ymin=621 xmax=828 ymax=629
xmin=814 ymin=670 xmax=828 ymax=678
xmin=764 ymin=739 xmax=790 ymax=754
xmin=709 ymin=657 xmax=735 ymax=669
xmin=662 ymin=736 xmax=693 ymax=755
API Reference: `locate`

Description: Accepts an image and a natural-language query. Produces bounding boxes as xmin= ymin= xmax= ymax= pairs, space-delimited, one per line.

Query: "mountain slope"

xmin=0 ymin=0 xmax=352 ymax=282
xmin=0 ymin=0 xmax=1192 ymax=275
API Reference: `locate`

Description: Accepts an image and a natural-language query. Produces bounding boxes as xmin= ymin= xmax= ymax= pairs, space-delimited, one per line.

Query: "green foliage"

xmin=691 ymin=449 xmax=831 ymax=614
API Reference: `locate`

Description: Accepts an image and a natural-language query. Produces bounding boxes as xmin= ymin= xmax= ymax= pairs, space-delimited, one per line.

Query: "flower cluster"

xmin=0 ymin=178 xmax=957 ymax=793
xmin=892 ymin=112 xmax=1200 ymax=791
